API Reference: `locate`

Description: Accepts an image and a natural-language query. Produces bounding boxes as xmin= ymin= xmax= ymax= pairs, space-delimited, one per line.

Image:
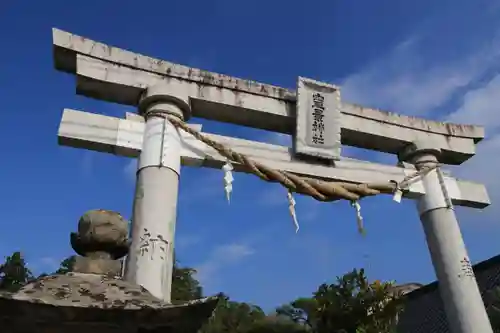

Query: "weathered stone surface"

xmin=73 ymin=256 xmax=122 ymax=276
xmin=53 ymin=28 xmax=486 ymax=164
xmin=0 ymin=282 xmax=219 ymax=331
xmin=78 ymin=209 xmax=128 ymax=242
xmin=295 ymin=77 xmax=341 ymax=160
xmin=1 ymin=272 xmax=184 ymax=309
xmin=0 ymin=209 xmax=219 ymax=332
xmin=71 ymin=209 xmax=129 ymax=260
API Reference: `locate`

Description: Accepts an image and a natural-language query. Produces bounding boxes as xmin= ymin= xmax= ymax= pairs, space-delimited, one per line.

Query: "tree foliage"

xmin=277 ymin=268 xmax=403 ymax=333
xmin=0 ymin=252 xmax=409 ymax=333
xmin=276 ymin=297 xmax=318 ymax=329
xmin=245 ymin=315 xmax=310 ymax=333
xmin=0 ymin=252 xmax=34 ymax=292
xmin=171 ymin=262 xmax=203 ymax=303
xmin=54 ymin=255 xmax=76 ymax=274
xmin=200 ymin=293 xmax=265 ymax=333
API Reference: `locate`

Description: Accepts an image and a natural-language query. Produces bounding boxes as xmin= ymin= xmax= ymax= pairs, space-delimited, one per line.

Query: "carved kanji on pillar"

xmin=51 ymin=28 xmax=493 ymax=332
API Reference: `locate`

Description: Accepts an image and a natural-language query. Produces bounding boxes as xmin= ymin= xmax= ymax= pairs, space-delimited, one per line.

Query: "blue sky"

xmin=1 ymin=0 xmax=500 ymax=311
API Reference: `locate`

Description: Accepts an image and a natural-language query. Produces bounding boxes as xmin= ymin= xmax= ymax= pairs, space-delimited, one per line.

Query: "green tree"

xmin=0 ymin=251 xmax=34 ymax=292
xmin=276 ymin=297 xmax=318 ymax=330
xmin=277 ymin=269 xmax=403 ymax=333
xmin=246 ymin=315 xmax=310 ymax=333
xmin=201 ymin=295 xmax=309 ymax=333
xmin=201 ymin=294 xmax=266 ymax=333
xmin=54 ymin=255 xmax=76 ymax=274
xmin=171 ymin=261 xmax=202 ymax=303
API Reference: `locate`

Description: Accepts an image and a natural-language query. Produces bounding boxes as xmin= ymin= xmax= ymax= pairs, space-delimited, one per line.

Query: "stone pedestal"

xmin=0 ymin=209 xmax=219 ymax=333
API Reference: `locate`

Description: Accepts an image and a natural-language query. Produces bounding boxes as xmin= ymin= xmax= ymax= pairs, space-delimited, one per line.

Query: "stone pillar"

xmin=399 ymin=140 xmax=493 ymax=333
xmin=124 ymin=85 xmax=191 ymax=302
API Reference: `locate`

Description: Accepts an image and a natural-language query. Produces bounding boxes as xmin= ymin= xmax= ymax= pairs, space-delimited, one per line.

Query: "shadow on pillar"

xmin=0 ymin=209 xmax=220 ymax=333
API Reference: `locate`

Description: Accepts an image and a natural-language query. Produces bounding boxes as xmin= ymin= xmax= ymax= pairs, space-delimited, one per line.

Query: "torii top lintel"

xmin=52 ymin=28 xmax=484 ymax=165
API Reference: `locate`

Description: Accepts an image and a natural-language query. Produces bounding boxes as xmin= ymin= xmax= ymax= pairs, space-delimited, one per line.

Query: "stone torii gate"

xmin=52 ymin=28 xmax=492 ymax=333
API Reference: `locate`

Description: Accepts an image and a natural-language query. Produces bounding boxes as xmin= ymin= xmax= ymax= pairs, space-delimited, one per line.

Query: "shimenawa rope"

xmin=166 ymin=116 xmax=438 ymax=202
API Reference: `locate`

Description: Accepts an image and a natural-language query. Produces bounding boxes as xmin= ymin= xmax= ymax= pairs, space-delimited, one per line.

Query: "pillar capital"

xmin=138 ymin=85 xmax=192 ymax=121
xmin=398 ymin=139 xmax=442 ymax=165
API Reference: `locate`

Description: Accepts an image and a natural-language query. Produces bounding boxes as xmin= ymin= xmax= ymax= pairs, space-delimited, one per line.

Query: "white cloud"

xmin=341 ymin=34 xmax=500 ymax=116
xmin=339 ymin=23 xmax=500 ymax=221
xmin=447 ymin=74 xmax=500 ymax=129
xmin=195 ymin=243 xmax=255 ymax=286
xmin=457 ymin=134 xmax=500 ymax=204
xmin=446 ymin=75 xmax=500 ymax=208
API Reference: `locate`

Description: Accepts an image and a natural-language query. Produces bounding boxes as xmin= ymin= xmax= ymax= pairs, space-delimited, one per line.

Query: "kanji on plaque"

xmin=311 ymin=92 xmax=326 ymax=145
xmin=295 ymin=77 xmax=341 ymax=160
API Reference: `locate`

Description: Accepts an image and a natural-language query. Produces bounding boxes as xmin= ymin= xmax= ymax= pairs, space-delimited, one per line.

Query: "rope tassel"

xmin=222 ymin=161 xmax=234 ymax=203
xmin=351 ymin=200 xmax=365 ymax=235
xmin=287 ymin=191 xmax=300 ymax=233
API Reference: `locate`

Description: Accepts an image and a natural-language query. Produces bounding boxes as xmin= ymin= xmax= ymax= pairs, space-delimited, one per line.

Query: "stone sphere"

xmin=71 ymin=209 xmax=130 ymax=259
xmin=77 ymin=209 xmax=128 ymax=244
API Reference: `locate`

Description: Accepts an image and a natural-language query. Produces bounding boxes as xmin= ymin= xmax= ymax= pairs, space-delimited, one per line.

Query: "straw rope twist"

xmin=164 ymin=115 xmax=438 ymax=202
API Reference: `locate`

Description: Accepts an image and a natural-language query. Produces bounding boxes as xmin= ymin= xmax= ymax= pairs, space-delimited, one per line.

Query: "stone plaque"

xmin=295 ymin=77 xmax=341 ymax=160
